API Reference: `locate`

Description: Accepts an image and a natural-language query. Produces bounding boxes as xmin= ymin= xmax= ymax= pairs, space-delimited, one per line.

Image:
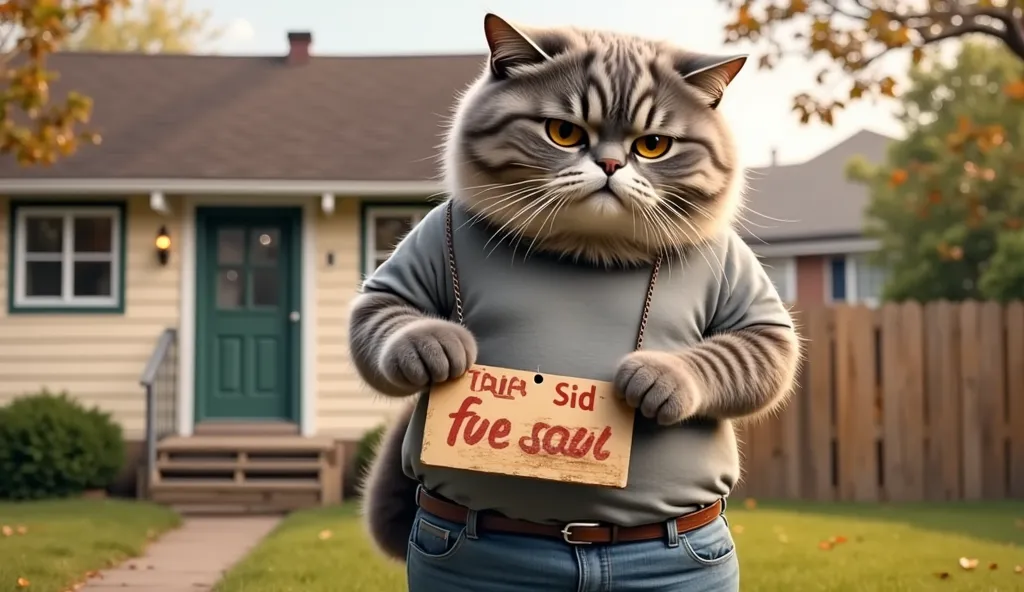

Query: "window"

xmin=828 ymin=253 xmax=888 ymax=305
xmin=11 ymin=204 xmax=124 ymax=312
xmin=363 ymin=205 xmax=435 ymax=274
xmin=759 ymin=256 xmax=796 ymax=303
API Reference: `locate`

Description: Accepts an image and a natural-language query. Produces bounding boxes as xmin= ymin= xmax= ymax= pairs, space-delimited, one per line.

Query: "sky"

xmin=192 ymin=0 xmax=911 ymax=168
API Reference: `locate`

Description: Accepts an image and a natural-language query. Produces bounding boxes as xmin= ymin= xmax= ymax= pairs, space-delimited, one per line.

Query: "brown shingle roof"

xmin=0 ymin=51 xmax=485 ymax=181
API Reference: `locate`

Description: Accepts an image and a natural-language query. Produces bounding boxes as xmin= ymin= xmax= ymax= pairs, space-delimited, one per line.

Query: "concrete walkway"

xmin=81 ymin=516 xmax=281 ymax=592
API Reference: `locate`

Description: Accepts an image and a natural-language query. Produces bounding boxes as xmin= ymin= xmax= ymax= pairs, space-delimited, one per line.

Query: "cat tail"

xmin=360 ymin=398 xmax=419 ymax=562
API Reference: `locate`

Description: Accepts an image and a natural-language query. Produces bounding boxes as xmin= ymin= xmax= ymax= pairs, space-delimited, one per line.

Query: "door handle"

xmin=289 ymin=311 xmax=301 ymax=323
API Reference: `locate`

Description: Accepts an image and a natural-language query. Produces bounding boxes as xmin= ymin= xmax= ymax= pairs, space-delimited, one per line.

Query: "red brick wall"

xmin=796 ymin=255 xmax=826 ymax=304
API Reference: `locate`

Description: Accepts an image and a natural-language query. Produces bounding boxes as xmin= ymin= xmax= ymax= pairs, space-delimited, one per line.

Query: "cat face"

xmin=444 ymin=14 xmax=748 ymax=266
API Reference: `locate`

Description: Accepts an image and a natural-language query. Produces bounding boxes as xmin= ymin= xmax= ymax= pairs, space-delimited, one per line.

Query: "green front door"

xmin=195 ymin=207 xmax=302 ymax=422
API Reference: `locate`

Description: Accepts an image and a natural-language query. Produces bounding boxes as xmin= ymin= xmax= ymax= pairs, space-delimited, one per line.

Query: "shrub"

xmin=348 ymin=423 xmax=386 ymax=496
xmin=0 ymin=390 xmax=125 ymax=500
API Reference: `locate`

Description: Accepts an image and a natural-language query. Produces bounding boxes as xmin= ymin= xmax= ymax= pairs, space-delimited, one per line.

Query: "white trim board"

xmin=748 ymin=237 xmax=879 ymax=258
xmin=0 ymin=178 xmax=443 ymax=197
xmin=176 ymin=196 xmax=318 ymax=437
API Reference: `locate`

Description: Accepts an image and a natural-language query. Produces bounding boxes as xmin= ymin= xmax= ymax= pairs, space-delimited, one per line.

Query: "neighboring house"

xmin=740 ymin=129 xmax=893 ymax=305
xmin=0 ymin=32 xmax=892 ymax=507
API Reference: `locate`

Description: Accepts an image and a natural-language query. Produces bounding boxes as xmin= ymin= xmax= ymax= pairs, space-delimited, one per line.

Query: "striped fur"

xmin=348 ymin=292 xmax=477 ymax=398
xmin=352 ymin=14 xmax=787 ymax=562
xmin=444 ymin=14 xmax=749 ymax=267
xmin=614 ymin=325 xmax=801 ymax=425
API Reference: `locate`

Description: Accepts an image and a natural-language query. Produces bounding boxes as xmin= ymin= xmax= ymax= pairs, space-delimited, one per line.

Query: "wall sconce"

xmin=155 ymin=225 xmax=171 ymax=266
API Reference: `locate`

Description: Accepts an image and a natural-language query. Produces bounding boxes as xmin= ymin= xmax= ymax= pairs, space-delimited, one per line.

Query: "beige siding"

xmin=0 ymin=197 xmax=181 ymax=438
xmin=314 ymin=199 xmax=406 ymax=439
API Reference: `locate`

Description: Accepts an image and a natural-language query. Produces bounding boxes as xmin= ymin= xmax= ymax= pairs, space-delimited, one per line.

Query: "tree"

xmin=64 ymin=0 xmax=221 ymax=53
xmin=848 ymin=39 xmax=1024 ymax=301
xmin=718 ymin=0 xmax=1024 ymax=125
xmin=0 ymin=0 xmax=123 ymax=166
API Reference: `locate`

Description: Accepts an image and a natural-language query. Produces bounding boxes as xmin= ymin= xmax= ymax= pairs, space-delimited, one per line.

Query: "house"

xmin=0 ymin=32 xmax=892 ymax=508
xmin=741 ymin=129 xmax=894 ymax=306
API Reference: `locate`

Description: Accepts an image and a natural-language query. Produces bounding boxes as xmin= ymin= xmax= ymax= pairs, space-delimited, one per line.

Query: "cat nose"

xmin=596 ymin=158 xmax=624 ymax=176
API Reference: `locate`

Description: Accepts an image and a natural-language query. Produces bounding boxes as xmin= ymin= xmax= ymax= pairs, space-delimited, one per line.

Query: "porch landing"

xmin=149 ymin=435 xmax=343 ymax=514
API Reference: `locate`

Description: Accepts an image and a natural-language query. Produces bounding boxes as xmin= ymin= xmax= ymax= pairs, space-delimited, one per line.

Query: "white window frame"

xmin=759 ymin=256 xmax=797 ymax=303
xmin=824 ymin=253 xmax=884 ymax=308
xmin=12 ymin=206 xmax=122 ymax=310
xmin=363 ymin=205 xmax=433 ymax=275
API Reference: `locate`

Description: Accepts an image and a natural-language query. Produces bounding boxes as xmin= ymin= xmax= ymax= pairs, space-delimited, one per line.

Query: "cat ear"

xmin=674 ymin=54 xmax=747 ymax=109
xmin=483 ymin=13 xmax=551 ymax=79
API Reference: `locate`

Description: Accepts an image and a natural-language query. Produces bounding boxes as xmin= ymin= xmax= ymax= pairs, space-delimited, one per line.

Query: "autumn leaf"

xmin=878 ymin=77 xmax=897 ymax=97
xmin=1005 ymin=80 xmax=1024 ymax=100
xmin=318 ymin=529 xmax=333 ymax=540
xmin=731 ymin=524 xmax=745 ymax=534
xmin=989 ymin=562 xmax=999 ymax=570
xmin=935 ymin=572 xmax=950 ymax=579
xmin=15 ymin=525 xmax=26 ymax=535
xmin=1 ymin=525 xmax=11 ymax=536
xmin=818 ymin=541 xmax=833 ymax=550
xmin=743 ymin=498 xmax=757 ymax=510
xmin=889 ymin=169 xmax=908 ymax=187
xmin=958 ymin=557 xmax=979 ymax=570
xmin=16 ymin=577 xmax=30 ymax=588
xmin=1014 ymin=565 xmax=1023 ymax=573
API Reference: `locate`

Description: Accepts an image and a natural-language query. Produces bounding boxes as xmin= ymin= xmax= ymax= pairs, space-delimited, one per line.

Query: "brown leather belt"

xmin=415 ymin=488 xmax=724 ymax=545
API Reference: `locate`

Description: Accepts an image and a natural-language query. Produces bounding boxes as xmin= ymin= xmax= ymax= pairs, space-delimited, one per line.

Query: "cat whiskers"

xmin=655 ymin=198 xmax=729 ymax=290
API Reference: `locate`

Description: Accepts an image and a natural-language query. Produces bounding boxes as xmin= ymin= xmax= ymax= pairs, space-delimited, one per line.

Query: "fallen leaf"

xmin=958 ymin=557 xmax=979 ymax=570
xmin=15 ymin=525 xmax=26 ymax=535
xmin=1004 ymin=80 xmax=1024 ymax=100
xmin=1 ymin=525 xmax=12 ymax=536
xmin=989 ymin=562 xmax=998 ymax=570
xmin=935 ymin=572 xmax=950 ymax=579
xmin=731 ymin=524 xmax=745 ymax=534
xmin=777 ymin=534 xmax=789 ymax=543
xmin=889 ymin=168 xmax=908 ymax=187
xmin=318 ymin=529 xmax=333 ymax=540
xmin=16 ymin=577 xmax=30 ymax=588
xmin=1014 ymin=565 xmax=1023 ymax=573
xmin=743 ymin=498 xmax=757 ymax=510
xmin=818 ymin=541 xmax=833 ymax=551
xmin=128 ymin=564 xmax=137 ymax=570
xmin=833 ymin=535 xmax=848 ymax=544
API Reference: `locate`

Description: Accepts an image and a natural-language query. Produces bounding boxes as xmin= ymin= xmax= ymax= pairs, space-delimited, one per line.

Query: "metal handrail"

xmin=141 ymin=328 xmax=178 ymax=494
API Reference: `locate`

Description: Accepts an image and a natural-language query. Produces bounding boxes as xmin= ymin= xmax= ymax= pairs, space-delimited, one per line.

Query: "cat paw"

xmin=378 ymin=319 xmax=478 ymax=393
xmin=613 ymin=351 xmax=702 ymax=425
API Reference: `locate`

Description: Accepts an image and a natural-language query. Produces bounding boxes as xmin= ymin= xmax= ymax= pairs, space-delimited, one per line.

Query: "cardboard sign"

xmin=420 ymin=365 xmax=635 ymax=488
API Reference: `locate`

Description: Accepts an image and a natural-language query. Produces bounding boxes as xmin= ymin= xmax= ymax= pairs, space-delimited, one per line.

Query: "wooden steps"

xmin=148 ymin=435 xmax=342 ymax=514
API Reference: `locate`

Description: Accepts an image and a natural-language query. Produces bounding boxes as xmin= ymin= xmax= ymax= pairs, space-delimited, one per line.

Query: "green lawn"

xmin=216 ymin=500 xmax=1024 ymax=592
xmin=0 ymin=498 xmax=180 ymax=592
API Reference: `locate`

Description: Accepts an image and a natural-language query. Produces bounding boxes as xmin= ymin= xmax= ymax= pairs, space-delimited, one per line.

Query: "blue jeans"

xmin=406 ymin=505 xmax=739 ymax=591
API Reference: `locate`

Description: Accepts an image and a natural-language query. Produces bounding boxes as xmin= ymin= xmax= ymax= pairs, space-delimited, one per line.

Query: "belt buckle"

xmin=560 ymin=521 xmax=600 ymax=545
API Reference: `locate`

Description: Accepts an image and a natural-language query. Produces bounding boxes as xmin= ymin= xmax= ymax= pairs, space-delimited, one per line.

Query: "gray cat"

xmin=349 ymin=13 xmax=802 ymax=569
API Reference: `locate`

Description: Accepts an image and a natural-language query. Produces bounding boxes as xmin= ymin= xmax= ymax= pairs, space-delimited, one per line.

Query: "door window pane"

xmin=73 ymin=261 xmax=113 ymax=296
xmin=25 ymin=261 xmax=62 ymax=296
xmin=217 ymin=268 xmax=244 ymax=308
xmin=251 ymin=268 xmax=279 ymax=306
xmin=217 ymin=228 xmax=245 ymax=265
xmin=251 ymin=228 xmax=280 ymax=265
xmin=374 ymin=216 xmax=414 ymax=252
xmin=73 ymin=216 xmax=113 ymax=253
xmin=25 ymin=217 xmax=63 ymax=253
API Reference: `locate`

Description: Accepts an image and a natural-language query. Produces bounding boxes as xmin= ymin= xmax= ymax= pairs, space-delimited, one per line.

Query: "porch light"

xmin=155 ymin=226 xmax=171 ymax=266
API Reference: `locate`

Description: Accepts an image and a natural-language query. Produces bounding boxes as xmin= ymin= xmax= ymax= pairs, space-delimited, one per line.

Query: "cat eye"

xmin=545 ymin=119 xmax=587 ymax=148
xmin=632 ymin=135 xmax=673 ymax=159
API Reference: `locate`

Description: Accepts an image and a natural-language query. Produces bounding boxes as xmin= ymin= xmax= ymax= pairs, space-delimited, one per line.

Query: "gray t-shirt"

xmin=360 ymin=202 xmax=791 ymax=526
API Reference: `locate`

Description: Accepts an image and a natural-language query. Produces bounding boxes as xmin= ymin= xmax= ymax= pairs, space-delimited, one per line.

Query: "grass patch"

xmin=215 ymin=500 xmax=1024 ymax=592
xmin=0 ymin=498 xmax=180 ymax=592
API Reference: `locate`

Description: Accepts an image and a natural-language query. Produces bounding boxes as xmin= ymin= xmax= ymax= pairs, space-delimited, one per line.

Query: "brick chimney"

xmin=287 ymin=31 xmax=312 ymax=65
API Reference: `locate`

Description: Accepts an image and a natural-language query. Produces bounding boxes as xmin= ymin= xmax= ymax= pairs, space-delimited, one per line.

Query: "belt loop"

xmin=720 ymin=496 xmax=728 ymax=514
xmin=665 ymin=517 xmax=680 ymax=548
xmin=414 ymin=483 xmax=425 ymax=506
xmin=465 ymin=509 xmax=480 ymax=540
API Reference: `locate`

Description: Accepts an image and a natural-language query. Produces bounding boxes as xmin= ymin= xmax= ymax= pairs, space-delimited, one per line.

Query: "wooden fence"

xmin=733 ymin=301 xmax=1024 ymax=502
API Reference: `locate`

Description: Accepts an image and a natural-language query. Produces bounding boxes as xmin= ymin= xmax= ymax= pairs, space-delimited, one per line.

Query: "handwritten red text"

xmin=468 ymin=369 xmax=529 ymax=400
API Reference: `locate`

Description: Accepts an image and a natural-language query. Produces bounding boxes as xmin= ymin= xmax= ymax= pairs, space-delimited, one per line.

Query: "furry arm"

xmin=349 ymin=291 xmax=477 ymax=398
xmin=614 ymin=324 xmax=801 ymax=425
